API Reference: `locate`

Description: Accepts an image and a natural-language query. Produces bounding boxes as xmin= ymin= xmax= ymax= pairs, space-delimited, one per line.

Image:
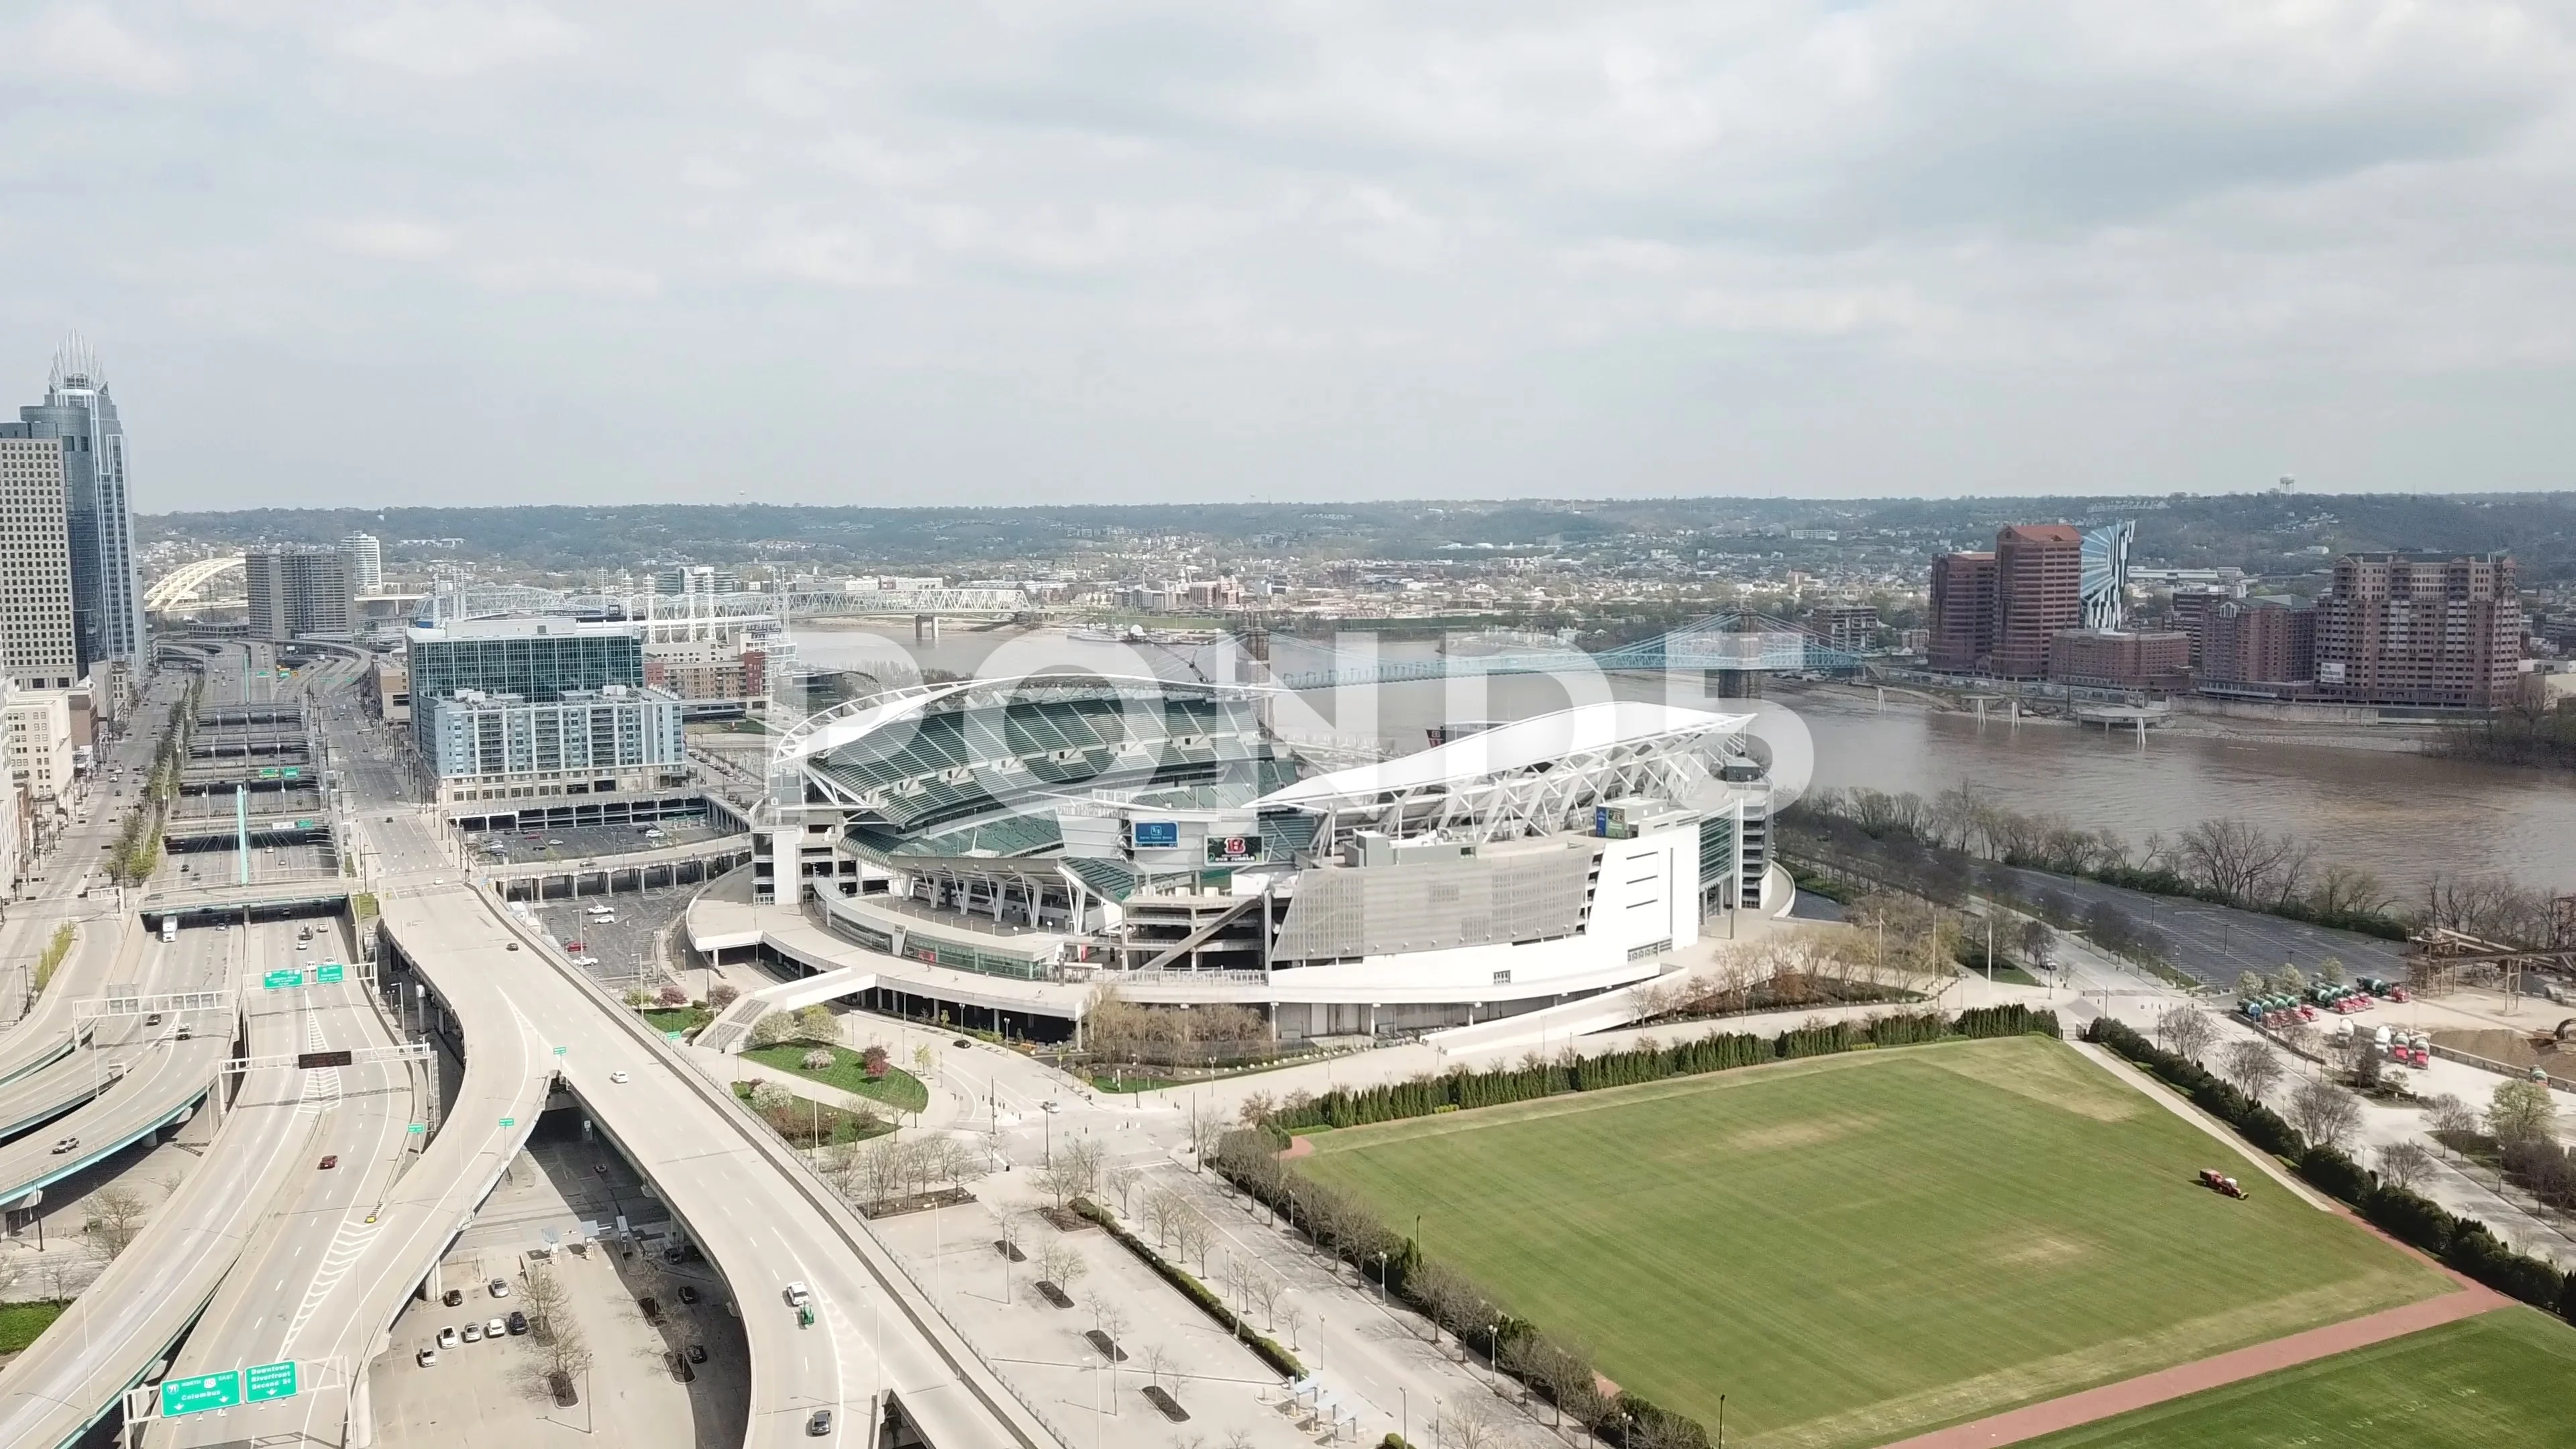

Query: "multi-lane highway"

xmin=0 ymin=920 xmax=333 ymax=1449
xmin=156 ymin=913 xmax=424 ymax=1449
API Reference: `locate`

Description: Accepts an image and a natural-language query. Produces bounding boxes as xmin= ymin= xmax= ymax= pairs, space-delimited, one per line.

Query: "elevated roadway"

xmin=0 ymin=928 xmax=233 ymax=1205
xmin=0 ymin=921 xmax=333 ymax=1449
xmin=376 ymin=889 xmax=1060 ymax=1448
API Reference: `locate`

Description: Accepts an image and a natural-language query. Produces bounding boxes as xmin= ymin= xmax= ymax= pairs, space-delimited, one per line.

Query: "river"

xmin=784 ymin=623 xmax=2576 ymax=896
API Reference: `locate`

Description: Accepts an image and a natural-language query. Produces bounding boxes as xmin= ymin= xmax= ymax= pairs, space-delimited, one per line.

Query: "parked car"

xmin=443 ymin=1288 xmax=464 ymax=1307
xmin=486 ymin=1317 xmax=507 ymax=1338
xmin=507 ymin=1310 xmax=529 ymax=1335
xmin=807 ymin=1409 xmax=833 ymax=1436
xmin=415 ymin=1348 xmax=439 ymax=1368
xmin=461 ymin=1323 xmax=483 ymax=1343
xmin=488 ymin=1277 xmax=510 ymax=1297
xmin=437 ymin=1326 xmax=460 ymax=1349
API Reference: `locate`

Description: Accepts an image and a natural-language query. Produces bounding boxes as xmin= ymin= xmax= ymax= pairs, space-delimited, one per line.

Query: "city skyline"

xmin=5 ymin=4 xmax=2575 ymax=508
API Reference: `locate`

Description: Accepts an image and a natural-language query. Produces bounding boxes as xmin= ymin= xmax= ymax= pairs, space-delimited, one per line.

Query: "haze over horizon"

xmin=7 ymin=1 xmax=2574 ymax=510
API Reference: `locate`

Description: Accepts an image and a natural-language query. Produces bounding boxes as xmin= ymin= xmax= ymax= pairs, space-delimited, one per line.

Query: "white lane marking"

xmin=277 ymin=1214 xmax=380 ymax=1358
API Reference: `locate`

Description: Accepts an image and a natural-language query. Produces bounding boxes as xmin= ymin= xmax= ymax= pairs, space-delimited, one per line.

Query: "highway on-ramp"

xmin=374 ymin=888 xmax=1060 ymax=1449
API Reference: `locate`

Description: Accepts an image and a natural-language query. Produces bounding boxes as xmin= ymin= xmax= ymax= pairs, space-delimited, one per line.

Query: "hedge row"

xmin=2084 ymin=1018 xmax=2574 ymax=1316
xmin=1070 ymin=1198 xmax=1305 ymax=1380
xmin=1269 ymin=1004 xmax=2061 ymax=1132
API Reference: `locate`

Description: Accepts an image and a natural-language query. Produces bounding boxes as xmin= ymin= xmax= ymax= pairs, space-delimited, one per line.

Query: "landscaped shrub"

xmin=2297 ymin=1144 xmax=2371 ymax=1203
xmin=1072 ymin=1198 xmax=1305 ymax=1379
xmin=1267 ymin=1008 xmax=2059 ymax=1133
xmin=2443 ymin=1222 xmax=2567 ymax=1309
xmin=2361 ymin=1185 xmax=2457 ymax=1255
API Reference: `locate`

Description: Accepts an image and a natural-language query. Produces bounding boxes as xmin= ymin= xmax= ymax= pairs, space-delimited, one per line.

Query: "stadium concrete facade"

xmin=687 ymin=675 xmax=1784 ymax=1043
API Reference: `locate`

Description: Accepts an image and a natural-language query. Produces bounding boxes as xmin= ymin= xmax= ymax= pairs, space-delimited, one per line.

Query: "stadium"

xmin=686 ymin=673 xmax=1785 ymax=1044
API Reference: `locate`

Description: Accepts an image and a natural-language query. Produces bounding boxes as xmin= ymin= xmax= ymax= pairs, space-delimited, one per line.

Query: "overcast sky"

xmin=5 ymin=1 xmax=2572 ymax=511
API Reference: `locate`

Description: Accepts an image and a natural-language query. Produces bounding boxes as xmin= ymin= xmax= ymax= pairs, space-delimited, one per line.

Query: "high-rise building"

xmin=340 ymin=531 xmax=384 ymax=593
xmin=0 ymin=334 xmax=143 ymax=669
xmin=4 ymin=689 xmax=74 ymax=802
xmin=0 ymin=437 xmax=79 ymax=690
xmin=244 ymin=547 xmax=356 ymax=640
xmin=1927 ymin=551 xmax=1997 ymax=673
xmin=1927 ymin=523 xmax=2097 ymax=678
xmin=2314 ymin=552 xmax=2522 ymax=708
xmin=2080 ymin=521 xmax=2134 ymax=631
xmin=405 ymin=616 xmax=645 ymax=757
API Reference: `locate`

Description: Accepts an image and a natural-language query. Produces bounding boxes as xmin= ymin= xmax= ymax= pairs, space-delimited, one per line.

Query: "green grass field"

xmin=741 ymin=1044 xmax=930 ymax=1114
xmin=1295 ymin=1035 xmax=2451 ymax=1449
xmin=2023 ymin=1307 xmax=2576 ymax=1448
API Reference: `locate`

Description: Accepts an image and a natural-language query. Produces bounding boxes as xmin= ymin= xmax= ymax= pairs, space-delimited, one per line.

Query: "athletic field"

xmin=1293 ymin=1035 xmax=2451 ymax=1449
xmin=2023 ymin=1307 xmax=2576 ymax=1448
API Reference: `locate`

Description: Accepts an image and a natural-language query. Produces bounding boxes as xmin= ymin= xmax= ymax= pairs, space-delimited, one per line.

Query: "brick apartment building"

xmin=2198 ymin=600 xmax=2317 ymax=693
xmin=2313 ymin=552 xmax=2522 ymax=708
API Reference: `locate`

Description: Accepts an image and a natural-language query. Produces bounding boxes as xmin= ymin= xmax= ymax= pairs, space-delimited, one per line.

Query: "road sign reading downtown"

xmin=316 ymin=963 xmax=346 ymax=984
xmin=262 ymin=969 xmax=304 ymax=989
xmin=160 ymin=1371 xmax=241 ymax=1417
xmin=246 ymin=1360 xmax=299 ymax=1402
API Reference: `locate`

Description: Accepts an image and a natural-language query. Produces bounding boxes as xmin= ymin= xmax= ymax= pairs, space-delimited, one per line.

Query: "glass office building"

xmin=405 ymin=616 xmax=644 ymax=756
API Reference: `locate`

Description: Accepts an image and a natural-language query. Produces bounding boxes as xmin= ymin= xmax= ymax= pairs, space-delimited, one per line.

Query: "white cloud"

xmin=315 ymin=218 xmax=455 ymax=262
xmin=21 ymin=7 xmax=189 ymax=93
xmin=3 ymin=0 xmax=2575 ymax=506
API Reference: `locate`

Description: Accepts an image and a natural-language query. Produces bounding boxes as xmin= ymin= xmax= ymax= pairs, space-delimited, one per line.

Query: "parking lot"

xmin=372 ymin=1112 xmax=751 ymax=1449
xmin=466 ymin=816 xmax=731 ymax=869
xmin=522 ymin=887 xmax=706 ymax=994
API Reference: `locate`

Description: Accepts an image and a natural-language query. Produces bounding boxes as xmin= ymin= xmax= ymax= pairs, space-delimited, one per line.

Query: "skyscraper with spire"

xmin=1 ymin=333 xmax=144 ymax=668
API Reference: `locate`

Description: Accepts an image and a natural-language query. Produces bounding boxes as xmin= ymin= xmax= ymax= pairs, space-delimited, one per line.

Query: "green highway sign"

xmin=665 ymin=1030 xmax=684 ymax=1042
xmin=315 ymin=963 xmax=345 ymax=984
xmin=257 ymin=767 xmax=280 ymax=779
xmin=282 ymin=767 xmax=301 ymax=780
xmin=245 ymin=1360 xmax=298 ymax=1403
xmin=553 ymin=1046 xmax=568 ymax=1056
xmin=262 ymin=969 xmax=305 ymax=989
xmin=160 ymin=1371 xmax=240 ymax=1417
xmin=499 ymin=1117 xmax=516 ymax=1128
xmin=408 ymin=1122 xmax=426 ymax=1134
xmin=295 ymin=818 xmax=316 ymax=828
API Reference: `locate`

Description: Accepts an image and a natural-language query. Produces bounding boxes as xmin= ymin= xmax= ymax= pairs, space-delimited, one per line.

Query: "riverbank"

xmin=1788 ymin=680 xmax=2441 ymax=754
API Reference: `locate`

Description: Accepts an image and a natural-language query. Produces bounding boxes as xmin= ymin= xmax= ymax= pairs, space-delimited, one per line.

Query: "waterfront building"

xmin=2046 ymin=629 xmax=2191 ymax=691
xmin=2198 ymin=600 xmax=2316 ymax=694
xmin=2080 ymin=521 xmax=2135 ymax=631
xmin=1929 ymin=523 xmax=2088 ymax=678
xmin=1809 ymin=603 xmax=1881 ymax=653
xmin=0 ymin=334 xmax=143 ymax=669
xmin=0 ymin=437 xmax=78 ymax=690
xmin=2314 ymin=552 xmax=2522 ymax=709
xmin=1927 ymin=551 xmax=1996 ymax=672
xmin=1992 ymin=525 xmax=2085 ymax=678
xmin=245 ymin=547 xmax=357 ymax=640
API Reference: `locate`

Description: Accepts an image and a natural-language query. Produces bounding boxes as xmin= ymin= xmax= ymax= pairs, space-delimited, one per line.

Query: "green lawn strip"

xmin=2019 ymin=1307 xmax=2576 ymax=1449
xmin=1090 ymin=1071 xmax=1183 ymax=1093
xmin=643 ymin=1008 xmax=712 ymax=1037
xmin=730 ymin=1081 xmax=896 ymax=1148
xmin=741 ymin=1044 xmax=930 ymax=1114
xmin=0 ymin=1301 xmax=68 ymax=1354
xmin=1295 ymin=1036 xmax=2448 ymax=1449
